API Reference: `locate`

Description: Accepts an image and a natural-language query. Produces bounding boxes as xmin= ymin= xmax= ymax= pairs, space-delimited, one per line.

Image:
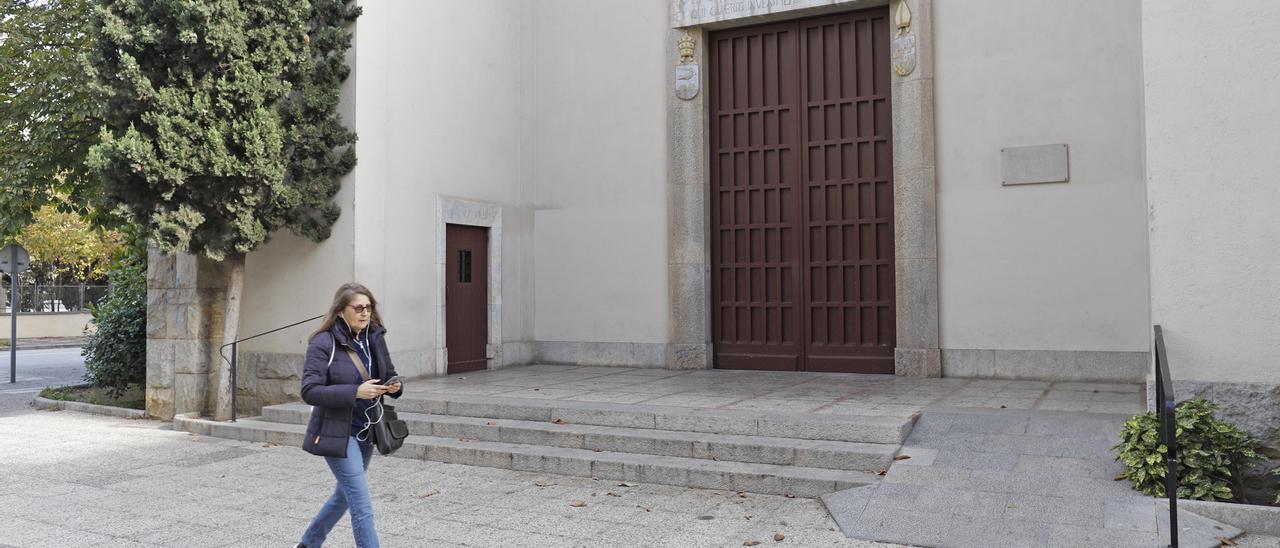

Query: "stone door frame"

xmin=435 ymin=196 xmax=503 ymax=375
xmin=666 ymin=0 xmax=940 ymax=375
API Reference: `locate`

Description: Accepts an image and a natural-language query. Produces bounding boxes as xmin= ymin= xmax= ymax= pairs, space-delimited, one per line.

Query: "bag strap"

xmin=345 ymin=348 xmax=372 ymax=382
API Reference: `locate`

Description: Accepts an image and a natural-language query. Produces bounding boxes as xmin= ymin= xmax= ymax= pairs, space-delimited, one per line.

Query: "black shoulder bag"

xmin=335 ymin=342 xmax=409 ymax=455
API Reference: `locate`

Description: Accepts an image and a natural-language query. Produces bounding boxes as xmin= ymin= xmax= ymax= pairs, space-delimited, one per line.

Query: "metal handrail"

xmin=219 ymin=314 xmax=324 ymax=422
xmin=1154 ymin=325 xmax=1178 ymax=548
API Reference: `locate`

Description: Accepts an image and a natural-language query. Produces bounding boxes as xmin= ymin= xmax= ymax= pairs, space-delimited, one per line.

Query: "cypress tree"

xmin=86 ymin=0 xmax=359 ymax=418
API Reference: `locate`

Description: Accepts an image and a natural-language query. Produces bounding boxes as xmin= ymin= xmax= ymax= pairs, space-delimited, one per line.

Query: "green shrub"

xmin=1114 ymin=398 xmax=1261 ymax=501
xmin=1274 ymin=467 xmax=1279 ymax=505
xmin=81 ymin=250 xmax=146 ymax=395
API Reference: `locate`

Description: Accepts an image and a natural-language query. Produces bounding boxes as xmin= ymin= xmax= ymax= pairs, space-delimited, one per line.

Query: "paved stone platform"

xmin=822 ymin=406 xmax=1245 ymax=547
xmin=404 ymin=364 xmax=1146 ymax=417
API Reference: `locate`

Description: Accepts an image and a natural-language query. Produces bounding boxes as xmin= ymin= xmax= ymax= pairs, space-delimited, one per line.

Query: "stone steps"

xmin=263 ymin=402 xmax=897 ymax=472
xmin=391 ymin=392 xmax=913 ymax=445
xmin=175 ymin=415 xmax=881 ymax=497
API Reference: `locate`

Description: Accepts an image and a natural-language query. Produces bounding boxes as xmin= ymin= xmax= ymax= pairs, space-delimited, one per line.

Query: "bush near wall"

xmin=1114 ymin=398 xmax=1262 ymax=502
xmin=81 ymin=250 xmax=145 ymax=395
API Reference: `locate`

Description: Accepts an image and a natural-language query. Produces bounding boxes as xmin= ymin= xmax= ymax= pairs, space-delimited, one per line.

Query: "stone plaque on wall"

xmin=672 ymin=0 xmax=869 ymax=28
xmin=1001 ymin=144 xmax=1070 ymax=186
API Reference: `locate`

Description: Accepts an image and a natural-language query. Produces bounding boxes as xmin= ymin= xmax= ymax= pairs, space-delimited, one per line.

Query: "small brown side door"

xmin=446 ymin=224 xmax=488 ymax=374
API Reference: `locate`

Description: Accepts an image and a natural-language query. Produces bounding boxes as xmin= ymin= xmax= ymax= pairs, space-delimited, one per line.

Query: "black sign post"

xmin=1 ymin=244 xmax=31 ymax=383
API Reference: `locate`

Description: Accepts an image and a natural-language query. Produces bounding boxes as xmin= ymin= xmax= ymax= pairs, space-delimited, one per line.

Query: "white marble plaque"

xmin=1001 ymin=144 xmax=1070 ymax=186
xmin=672 ymin=0 xmax=868 ymax=28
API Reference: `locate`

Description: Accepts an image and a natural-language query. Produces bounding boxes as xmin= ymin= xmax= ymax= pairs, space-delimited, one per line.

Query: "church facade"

xmin=145 ymin=0 xmax=1280 ymax=446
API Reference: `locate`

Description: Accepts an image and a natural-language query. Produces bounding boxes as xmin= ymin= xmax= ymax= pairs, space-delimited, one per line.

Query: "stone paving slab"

xmin=0 ymin=409 xmax=899 ymax=547
xmin=823 ymin=407 xmax=1245 ymax=548
xmin=403 ymin=364 xmax=1144 ymax=420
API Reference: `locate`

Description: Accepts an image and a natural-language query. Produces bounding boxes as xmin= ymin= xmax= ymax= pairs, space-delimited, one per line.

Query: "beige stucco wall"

xmin=531 ymin=0 xmax=671 ymax=345
xmin=1143 ymin=1 xmax=1280 ymax=385
xmin=240 ymin=1 xmax=672 ymax=375
xmin=0 ymin=313 xmax=91 ymax=340
xmin=933 ymin=0 xmax=1149 ymax=353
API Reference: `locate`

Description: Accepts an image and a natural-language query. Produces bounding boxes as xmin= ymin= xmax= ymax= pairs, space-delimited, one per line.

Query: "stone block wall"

xmin=145 ymin=247 xmax=229 ymax=420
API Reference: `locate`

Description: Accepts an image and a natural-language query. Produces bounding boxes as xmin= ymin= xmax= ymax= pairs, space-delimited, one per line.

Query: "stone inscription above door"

xmin=672 ymin=0 xmax=880 ymax=28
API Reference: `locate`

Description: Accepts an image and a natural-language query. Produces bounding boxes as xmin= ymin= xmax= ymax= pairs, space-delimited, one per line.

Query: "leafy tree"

xmin=0 ymin=0 xmax=106 ymax=239
xmin=16 ymin=202 xmax=122 ymax=286
xmin=86 ymin=0 xmax=359 ymax=419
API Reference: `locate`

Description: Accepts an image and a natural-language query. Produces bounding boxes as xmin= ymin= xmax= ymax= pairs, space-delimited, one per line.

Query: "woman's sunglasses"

xmin=347 ymin=304 xmax=375 ymax=314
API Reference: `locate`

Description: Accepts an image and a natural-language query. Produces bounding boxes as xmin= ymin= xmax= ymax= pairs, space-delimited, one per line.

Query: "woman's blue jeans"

xmin=301 ymin=437 xmax=379 ymax=548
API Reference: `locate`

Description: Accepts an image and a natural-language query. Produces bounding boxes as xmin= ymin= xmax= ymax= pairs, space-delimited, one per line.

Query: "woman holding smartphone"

xmin=295 ymin=283 xmax=403 ymax=548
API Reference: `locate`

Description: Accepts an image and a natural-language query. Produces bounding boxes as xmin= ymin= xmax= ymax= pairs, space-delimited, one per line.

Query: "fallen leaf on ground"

xmin=1216 ymin=537 xmax=1237 ymax=546
xmin=416 ymin=490 xmax=439 ymax=498
xmin=744 ymin=514 xmax=753 ymax=520
xmin=607 ymin=492 xmax=621 ymax=497
xmin=553 ymin=418 xmax=565 ymax=424
xmin=893 ymin=455 xmax=910 ymax=461
xmin=569 ymin=500 xmax=587 ymax=507
xmin=1113 ymin=473 xmax=1127 ymax=481
xmin=783 ymin=494 xmax=795 ymax=498
xmin=876 ymin=470 xmax=887 ymax=476
xmin=262 ymin=442 xmax=277 ymax=448
xmin=737 ymin=491 xmax=748 ymax=498
xmin=744 ymin=541 xmax=761 ymax=546
xmin=999 ymin=405 xmax=1008 ymax=409
xmin=774 ymin=532 xmax=785 ymax=542
xmin=618 ymin=482 xmax=636 ymax=487
xmin=592 ymin=448 xmax=603 ymax=452
xmin=534 ymin=480 xmax=552 ymax=487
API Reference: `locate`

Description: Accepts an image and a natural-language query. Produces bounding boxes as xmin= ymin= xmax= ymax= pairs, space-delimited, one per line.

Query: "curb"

xmin=1 ymin=342 xmax=84 ymax=351
xmin=1171 ymin=498 xmax=1280 ymax=536
xmin=33 ymin=395 xmax=149 ymax=419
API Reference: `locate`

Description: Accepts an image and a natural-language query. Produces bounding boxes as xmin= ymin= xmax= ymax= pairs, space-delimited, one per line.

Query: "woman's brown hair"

xmin=309 ymin=283 xmax=384 ymax=342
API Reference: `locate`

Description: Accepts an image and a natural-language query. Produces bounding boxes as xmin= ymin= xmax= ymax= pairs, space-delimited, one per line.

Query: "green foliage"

xmin=15 ymin=202 xmax=122 ymax=284
xmin=1274 ymin=467 xmax=1279 ymax=505
xmin=39 ymin=384 xmax=145 ymax=410
xmin=85 ymin=0 xmax=359 ymax=261
xmin=1114 ymin=398 xmax=1262 ymax=501
xmin=0 ymin=0 xmax=108 ymax=238
xmin=81 ymin=246 xmax=146 ymax=394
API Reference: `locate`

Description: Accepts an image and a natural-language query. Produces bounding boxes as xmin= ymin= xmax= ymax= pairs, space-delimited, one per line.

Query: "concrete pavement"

xmin=0 ymin=409 xmax=896 ymax=547
xmin=0 ymin=347 xmax=87 ymax=416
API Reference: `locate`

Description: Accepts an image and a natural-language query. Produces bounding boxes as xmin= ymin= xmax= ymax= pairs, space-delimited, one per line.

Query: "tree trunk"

xmin=212 ymin=254 xmax=245 ymax=421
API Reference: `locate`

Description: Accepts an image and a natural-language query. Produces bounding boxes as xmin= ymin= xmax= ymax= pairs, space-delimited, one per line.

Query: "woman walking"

xmin=296 ymin=283 xmax=403 ymax=548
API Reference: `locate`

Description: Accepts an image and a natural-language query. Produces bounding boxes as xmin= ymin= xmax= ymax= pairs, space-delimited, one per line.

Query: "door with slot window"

xmin=709 ymin=8 xmax=895 ymax=373
xmin=446 ymin=224 xmax=488 ymax=374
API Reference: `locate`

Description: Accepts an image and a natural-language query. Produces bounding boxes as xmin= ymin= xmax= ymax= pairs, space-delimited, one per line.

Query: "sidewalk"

xmin=0 ymin=336 xmax=85 ymax=350
xmin=0 ymin=409 xmax=894 ymax=548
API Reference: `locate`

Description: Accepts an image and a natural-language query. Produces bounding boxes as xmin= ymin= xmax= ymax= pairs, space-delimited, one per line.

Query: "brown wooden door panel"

xmin=710 ymin=22 xmax=804 ymax=371
xmin=446 ymin=224 xmax=488 ymax=374
xmin=711 ymin=8 xmax=894 ymax=373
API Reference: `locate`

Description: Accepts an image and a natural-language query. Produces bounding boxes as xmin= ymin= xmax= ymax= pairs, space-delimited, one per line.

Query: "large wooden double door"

xmin=709 ymin=9 xmax=895 ymax=373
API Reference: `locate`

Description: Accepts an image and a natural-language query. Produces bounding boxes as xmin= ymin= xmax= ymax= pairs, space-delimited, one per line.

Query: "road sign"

xmin=0 ymin=244 xmax=29 ymax=274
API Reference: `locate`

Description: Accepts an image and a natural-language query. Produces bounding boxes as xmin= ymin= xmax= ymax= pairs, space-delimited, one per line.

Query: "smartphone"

xmin=379 ymin=375 xmax=403 ymax=386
